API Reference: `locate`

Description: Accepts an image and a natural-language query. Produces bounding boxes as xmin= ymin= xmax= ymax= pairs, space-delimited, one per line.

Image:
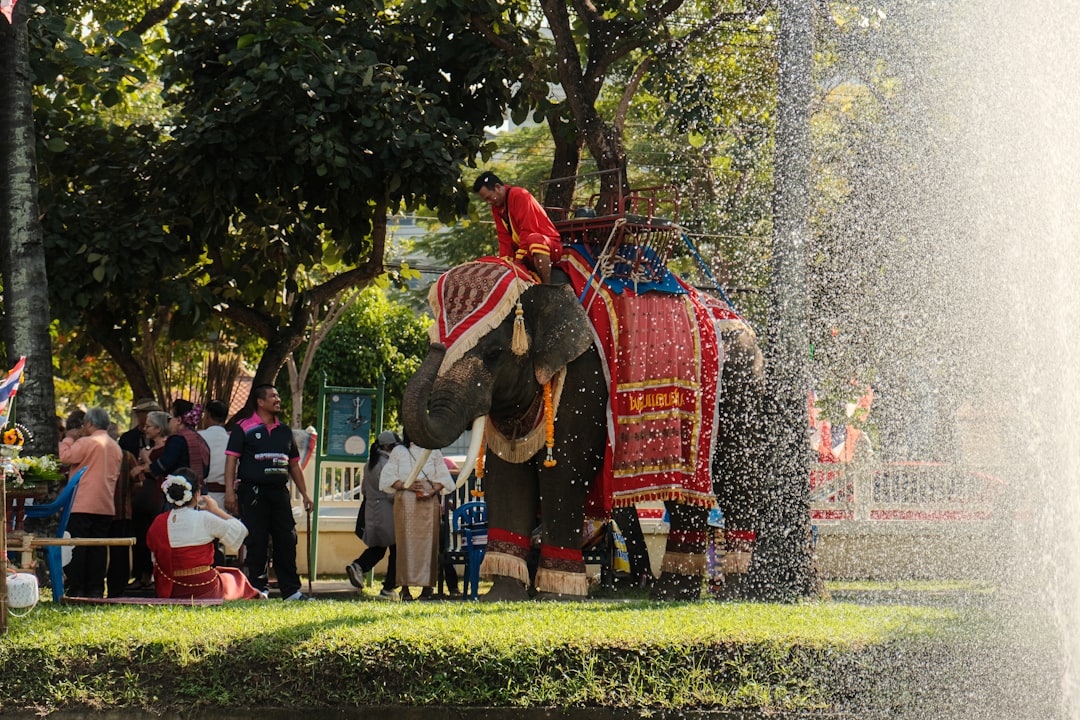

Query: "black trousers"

xmin=353 ymin=544 xmax=397 ymax=592
xmin=238 ymin=483 xmax=302 ymax=598
xmin=66 ymin=512 xmax=112 ymax=598
xmin=438 ymin=514 xmax=460 ymax=595
xmin=106 ymin=518 xmax=134 ymax=597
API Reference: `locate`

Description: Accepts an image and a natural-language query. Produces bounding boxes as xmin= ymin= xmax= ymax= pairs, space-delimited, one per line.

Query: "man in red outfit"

xmin=473 ymin=171 xmax=562 ymax=283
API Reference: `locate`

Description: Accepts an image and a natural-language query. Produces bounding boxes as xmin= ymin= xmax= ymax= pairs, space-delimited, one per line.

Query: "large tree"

xmin=34 ymin=0 xmax=532 ymax=400
xmin=462 ymin=0 xmax=773 ymax=206
xmin=1 ymin=0 xmax=57 ymax=454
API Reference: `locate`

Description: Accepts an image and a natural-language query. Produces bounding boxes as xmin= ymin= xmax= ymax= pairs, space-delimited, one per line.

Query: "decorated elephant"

xmin=402 ymin=253 xmax=765 ymax=600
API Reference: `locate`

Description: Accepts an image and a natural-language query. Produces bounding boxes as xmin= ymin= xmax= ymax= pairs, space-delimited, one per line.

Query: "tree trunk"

xmin=0 ymin=3 xmax=59 ymax=456
xmin=748 ymin=0 xmax=818 ymax=601
xmin=543 ymin=121 xmax=582 ymax=211
xmin=85 ymin=313 xmax=154 ymax=401
xmin=244 ymin=201 xmax=389 ymax=404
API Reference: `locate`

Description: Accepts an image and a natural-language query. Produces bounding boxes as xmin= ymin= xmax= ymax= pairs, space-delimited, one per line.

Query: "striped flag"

xmin=0 ymin=356 xmax=27 ymax=428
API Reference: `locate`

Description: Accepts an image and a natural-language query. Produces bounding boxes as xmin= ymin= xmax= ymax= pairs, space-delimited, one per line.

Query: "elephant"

xmin=402 ymin=257 xmax=765 ymax=601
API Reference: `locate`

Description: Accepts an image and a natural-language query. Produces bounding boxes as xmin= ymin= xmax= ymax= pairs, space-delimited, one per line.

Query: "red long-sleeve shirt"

xmin=491 ymin=186 xmax=562 ymax=267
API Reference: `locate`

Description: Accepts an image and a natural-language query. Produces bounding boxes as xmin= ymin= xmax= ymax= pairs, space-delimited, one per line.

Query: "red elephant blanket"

xmin=562 ymin=246 xmax=723 ymax=515
xmin=428 ymin=257 xmax=535 ymax=374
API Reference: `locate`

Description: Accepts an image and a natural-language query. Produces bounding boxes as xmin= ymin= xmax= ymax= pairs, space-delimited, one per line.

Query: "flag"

xmin=0 ymin=356 xmax=27 ymax=428
xmin=1 ymin=0 xmax=17 ymax=24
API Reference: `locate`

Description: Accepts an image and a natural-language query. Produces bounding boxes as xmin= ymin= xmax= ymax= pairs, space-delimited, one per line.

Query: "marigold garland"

xmin=471 ymin=426 xmax=486 ymax=498
xmin=543 ymin=381 xmax=556 ymax=467
xmin=3 ymin=424 xmax=29 ymax=447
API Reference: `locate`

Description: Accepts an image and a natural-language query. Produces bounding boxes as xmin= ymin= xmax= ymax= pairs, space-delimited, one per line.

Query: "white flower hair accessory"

xmin=161 ymin=474 xmax=194 ymax=507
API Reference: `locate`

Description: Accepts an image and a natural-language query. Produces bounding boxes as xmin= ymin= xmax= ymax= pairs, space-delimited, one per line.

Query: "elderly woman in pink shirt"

xmin=58 ymin=406 xmax=123 ymax=598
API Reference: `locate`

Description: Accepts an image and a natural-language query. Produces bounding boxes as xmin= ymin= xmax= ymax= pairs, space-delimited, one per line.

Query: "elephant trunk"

xmin=402 ymin=342 xmax=486 ymax=450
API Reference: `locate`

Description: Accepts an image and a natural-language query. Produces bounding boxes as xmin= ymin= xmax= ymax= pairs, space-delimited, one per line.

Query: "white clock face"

xmin=344 ymin=435 xmax=368 ymax=456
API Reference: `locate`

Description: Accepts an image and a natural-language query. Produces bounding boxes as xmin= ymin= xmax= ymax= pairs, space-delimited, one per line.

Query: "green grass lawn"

xmin=0 ymin=581 xmax=1053 ymax=717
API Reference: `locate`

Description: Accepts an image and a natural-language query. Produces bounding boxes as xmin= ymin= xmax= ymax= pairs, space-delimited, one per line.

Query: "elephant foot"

xmin=649 ymin=571 xmax=703 ymax=601
xmin=480 ymin=575 xmax=530 ymax=602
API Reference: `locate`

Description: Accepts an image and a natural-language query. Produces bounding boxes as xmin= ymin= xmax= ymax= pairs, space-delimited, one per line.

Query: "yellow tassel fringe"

xmin=511 ymin=300 xmax=529 ymax=356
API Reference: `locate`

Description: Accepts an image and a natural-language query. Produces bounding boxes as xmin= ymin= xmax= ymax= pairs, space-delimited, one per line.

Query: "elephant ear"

xmin=522 ymin=284 xmax=594 ymax=386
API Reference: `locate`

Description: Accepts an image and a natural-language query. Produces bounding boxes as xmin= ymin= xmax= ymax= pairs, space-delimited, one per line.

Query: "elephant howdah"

xmin=403 ymin=256 xmax=764 ymax=601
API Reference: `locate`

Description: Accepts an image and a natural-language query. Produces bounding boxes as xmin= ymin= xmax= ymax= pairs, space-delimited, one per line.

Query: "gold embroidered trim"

xmin=534 ymin=567 xmax=589 ymax=596
xmin=660 ymin=551 xmax=707 ymax=575
xmin=485 ymin=369 xmax=566 ymax=464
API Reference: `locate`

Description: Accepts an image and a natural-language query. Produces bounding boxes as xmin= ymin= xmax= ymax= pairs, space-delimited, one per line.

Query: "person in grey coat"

xmin=345 ymin=431 xmax=401 ymax=600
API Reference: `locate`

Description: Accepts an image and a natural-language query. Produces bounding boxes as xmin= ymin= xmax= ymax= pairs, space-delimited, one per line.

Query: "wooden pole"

xmin=27 ymin=537 xmax=136 ymax=547
xmin=2 ymin=476 xmax=9 ymax=634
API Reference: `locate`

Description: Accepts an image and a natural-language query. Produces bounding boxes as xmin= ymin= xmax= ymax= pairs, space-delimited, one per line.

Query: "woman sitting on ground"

xmin=146 ymin=468 xmax=263 ymax=600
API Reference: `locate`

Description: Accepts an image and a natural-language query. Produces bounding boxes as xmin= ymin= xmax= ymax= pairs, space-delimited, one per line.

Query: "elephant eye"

xmin=480 ymin=344 xmax=502 ymax=365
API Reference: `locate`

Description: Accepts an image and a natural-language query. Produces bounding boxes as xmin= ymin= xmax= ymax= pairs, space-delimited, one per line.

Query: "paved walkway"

xmin=286 ymin=576 xmax=465 ymax=602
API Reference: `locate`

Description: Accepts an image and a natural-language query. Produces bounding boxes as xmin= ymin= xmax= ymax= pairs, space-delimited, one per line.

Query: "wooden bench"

xmin=9 ymin=533 xmax=135 ymax=575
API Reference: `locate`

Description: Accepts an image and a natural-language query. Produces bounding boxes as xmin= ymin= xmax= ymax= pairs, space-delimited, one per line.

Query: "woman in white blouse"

xmin=146 ymin=468 xmax=263 ymax=600
xmin=379 ymin=431 xmax=453 ymax=600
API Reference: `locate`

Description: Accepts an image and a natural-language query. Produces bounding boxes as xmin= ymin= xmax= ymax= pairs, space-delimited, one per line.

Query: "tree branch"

xmin=129 ymin=0 xmax=182 ymax=36
xmin=466 ymin=12 xmax=518 ymax=54
xmin=614 ymin=57 xmax=653 ymax=136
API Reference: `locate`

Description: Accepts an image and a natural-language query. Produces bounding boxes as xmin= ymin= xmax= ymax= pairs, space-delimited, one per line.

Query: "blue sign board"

xmin=324 ymin=391 xmax=375 ymax=460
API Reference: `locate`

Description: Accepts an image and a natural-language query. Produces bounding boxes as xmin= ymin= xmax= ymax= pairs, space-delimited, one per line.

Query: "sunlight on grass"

xmin=3 ymin=596 xmax=965 ymax=650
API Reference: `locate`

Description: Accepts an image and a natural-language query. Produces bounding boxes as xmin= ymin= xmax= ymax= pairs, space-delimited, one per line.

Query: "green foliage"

xmin=29 ymin=6 xmax=185 ymax=355
xmin=300 ymin=287 xmax=431 ymax=429
xmin=804 ymin=3 xmax=921 ymax=420
xmin=29 ymin=0 xmax=527 ymax=398
xmin=28 ymin=9 xmax=148 ymax=121
xmin=630 ymin=11 xmax=777 ymax=326
xmin=158 ymin=0 xmax=513 ymax=255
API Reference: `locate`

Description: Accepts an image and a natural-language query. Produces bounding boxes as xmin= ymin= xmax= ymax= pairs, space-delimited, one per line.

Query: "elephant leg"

xmin=532 ymin=462 xmax=590 ymax=600
xmin=650 ymin=502 xmax=708 ymax=601
xmin=713 ymin=322 xmax=767 ymax=599
xmin=478 ymin=453 xmax=538 ymax=600
xmin=533 ymin=399 xmax=603 ymax=600
xmin=710 ymin=528 xmax=757 ymax=600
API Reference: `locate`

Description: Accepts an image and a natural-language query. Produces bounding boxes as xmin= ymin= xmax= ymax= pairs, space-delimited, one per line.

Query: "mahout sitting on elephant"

xmin=402 ymin=254 xmax=764 ymax=601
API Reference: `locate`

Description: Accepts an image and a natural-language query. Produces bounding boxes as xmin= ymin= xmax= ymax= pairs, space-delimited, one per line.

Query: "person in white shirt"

xmin=197 ymin=400 xmax=231 ymax=508
xmin=379 ymin=431 xmax=453 ymax=600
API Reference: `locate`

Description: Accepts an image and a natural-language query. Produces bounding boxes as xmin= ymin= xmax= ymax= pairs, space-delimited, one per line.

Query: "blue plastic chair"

xmin=23 ymin=467 xmax=85 ymax=601
xmin=452 ymin=501 xmax=487 ymax=600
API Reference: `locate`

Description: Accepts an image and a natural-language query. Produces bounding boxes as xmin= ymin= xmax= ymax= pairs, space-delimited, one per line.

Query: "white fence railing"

xmin=810 ymin=460 xmax=1005 ymax=521
xmin=295 ymin=459 xmax=1005 ymax=526
xmin=293 ymin=459 xmax=477 ymax=513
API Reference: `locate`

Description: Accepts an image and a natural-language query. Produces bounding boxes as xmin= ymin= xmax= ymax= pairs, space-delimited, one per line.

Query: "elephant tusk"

xmin=455 ymin=415 xmax=487 ymax=490
xmin=402 ymin=448 xmax=432 ymax=489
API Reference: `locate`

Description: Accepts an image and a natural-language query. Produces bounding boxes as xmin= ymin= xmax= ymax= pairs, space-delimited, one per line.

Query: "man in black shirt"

xmin=224 ymin=384 xmax=314 ymax=600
